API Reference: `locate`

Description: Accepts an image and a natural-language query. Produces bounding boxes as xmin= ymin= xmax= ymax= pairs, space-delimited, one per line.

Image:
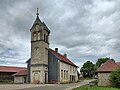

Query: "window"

xmin=38 ymin=32 xmax=40 ymax=40
xmin=73 ymin=67 xmax=76 ymax=73
xmin=36 ymin=48 xmax=39 ymax=54
xmin=34 ymin=47 xmax=39 ymax=55
xmin=74 ymin=67 xmax=76 ymax=72
xmin=70 ymin=66 xmax=72 ymax=72
xmin=33 ymin=33 xmax=37 ymax=41
xmin=64 ymin=70 xmax=65 ymax=79
xmin=44 ymin=34 xmax=46 ymax=41
xmin=73 ymin=67 xmax=75 ymax=72
xmin=46 ymin=35 xmax=48 ymax=42
xmin=61 ymin=70 xmax=63 ymax=78
xmin=66 ymin=71 xmax=68 ymax=79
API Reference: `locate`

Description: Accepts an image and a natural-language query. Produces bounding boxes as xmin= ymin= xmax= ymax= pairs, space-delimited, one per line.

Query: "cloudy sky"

xmin=0 ymin=0 xmax=120 ymax=69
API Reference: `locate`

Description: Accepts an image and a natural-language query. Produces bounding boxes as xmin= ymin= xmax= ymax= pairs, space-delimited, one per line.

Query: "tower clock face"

xmin=35 ymin=25 xmax=39 ymax=31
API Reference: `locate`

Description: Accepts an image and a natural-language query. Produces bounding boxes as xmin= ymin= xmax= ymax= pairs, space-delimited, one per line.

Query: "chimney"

xmin=63 ymin=53 xmax=67 ymax=58
xmin=55 ymin=48 xmax=58 ymax=53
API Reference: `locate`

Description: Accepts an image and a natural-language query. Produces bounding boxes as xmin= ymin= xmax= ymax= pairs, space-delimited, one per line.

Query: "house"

xmin=12 ymin=70 xmax=28 ymax=84
xmin=26 ymin=9 xmax=78 ymax=84
xmin=48 ymin=48 xmax=78 ymax=83
xmin=97 ymin=59 xmax=120 ymax=86
xmin=0 ymin=66 xmax=26 ymax=82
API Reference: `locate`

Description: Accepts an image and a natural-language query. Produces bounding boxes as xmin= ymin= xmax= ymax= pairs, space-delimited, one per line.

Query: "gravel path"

xmin=0 ymin=79 xmax=95 ymax=90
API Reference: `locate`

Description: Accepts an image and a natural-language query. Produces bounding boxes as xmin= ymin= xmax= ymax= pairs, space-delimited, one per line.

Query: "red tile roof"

xmin=13 ymin=70 xmax=27 ymax=76
xmin=49 ymin=49 xmax=78 ymax=67
xmin=116 ymin=62 xmax=120 ymax=66
xmin=97 ymin=60 xmax=119 ymax=73
xmin=0 ymin=66 xmax=27 ymax=73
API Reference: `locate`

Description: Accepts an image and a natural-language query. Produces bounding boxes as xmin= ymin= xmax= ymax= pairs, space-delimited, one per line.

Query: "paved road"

xmin=14 ymin=79 xmax=95 ymax=90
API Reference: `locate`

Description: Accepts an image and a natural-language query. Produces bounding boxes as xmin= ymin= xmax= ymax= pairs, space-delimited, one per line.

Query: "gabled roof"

xmin=0 ymin=66 xmax=27 ymax=73
xmin=12 ymin=70 xmax=27 ymax=76
xmin=31 ymin=16 xmax=50 ymax=33
xmin=31 ymin=16 xmax=42 ymax=29
xmin=26 ymin=58 xmax=30 ymax=63
xmin=42 ymin=22 xmax=50 ymax=33
xmin=97 ymin=60 xmax=119 ymax=73
xmin=49 ymin=49 xmax=78 ymax=67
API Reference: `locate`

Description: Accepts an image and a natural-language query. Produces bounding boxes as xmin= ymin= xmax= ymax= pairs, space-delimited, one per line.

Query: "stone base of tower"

xmin=30 ymin=66 xmax=48 ymax=84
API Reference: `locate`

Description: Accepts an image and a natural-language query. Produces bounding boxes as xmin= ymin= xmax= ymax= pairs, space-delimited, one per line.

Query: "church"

xmin=26 ymin=9 xmax=78 ymax=84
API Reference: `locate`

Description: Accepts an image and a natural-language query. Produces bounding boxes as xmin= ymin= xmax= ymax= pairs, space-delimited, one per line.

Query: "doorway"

xmin=45 ymin=73 xmax=47 ymax=84
xmin=24 ymin=77 xmax=26 ymax=83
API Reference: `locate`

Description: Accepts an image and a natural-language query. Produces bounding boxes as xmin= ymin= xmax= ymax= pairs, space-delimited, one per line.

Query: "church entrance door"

xmin=34 ymin=73 xmax=39 ymax=84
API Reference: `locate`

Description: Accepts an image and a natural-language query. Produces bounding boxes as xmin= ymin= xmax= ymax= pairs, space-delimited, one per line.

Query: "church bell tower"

xmin=30 ymin=8 xmax=50 ymax=84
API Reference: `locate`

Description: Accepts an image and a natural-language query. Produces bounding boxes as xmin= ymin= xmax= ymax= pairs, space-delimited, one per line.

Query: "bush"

xmin=0 ymin=80 xmax=13 ymax=84
xmin=110 ymin=67 xmax=120 ymax=87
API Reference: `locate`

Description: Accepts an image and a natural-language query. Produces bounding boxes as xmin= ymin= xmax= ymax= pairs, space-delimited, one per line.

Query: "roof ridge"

xmin=0 ymin=65 xmax=26 ymax=68
xmin=116 ymin=62 xmax=120 ymax=66
xmin=97 ymin=59 xmax=118 ymax=72
xmin=49 ymin=48 xmax=78 ymax=67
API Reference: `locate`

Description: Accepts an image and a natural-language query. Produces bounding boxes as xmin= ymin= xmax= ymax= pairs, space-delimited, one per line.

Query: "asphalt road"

xmin=15 ymin=79 xmax=95 ymax=90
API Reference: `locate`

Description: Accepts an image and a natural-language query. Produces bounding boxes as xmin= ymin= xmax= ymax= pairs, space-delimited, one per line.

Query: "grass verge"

xmin=72 ymin=85 xmax=119 ymax=90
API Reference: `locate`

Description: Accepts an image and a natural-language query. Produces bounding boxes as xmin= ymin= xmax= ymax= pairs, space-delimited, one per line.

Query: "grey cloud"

xmin=0 ymin=0 xmax=120 ymax=68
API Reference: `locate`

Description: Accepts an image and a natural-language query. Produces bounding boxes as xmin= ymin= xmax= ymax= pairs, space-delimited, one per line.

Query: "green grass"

xmin=72 ymin=85 xmax=119 ymax=90
xmin=0 ymin=80 xmax=13 ymax=84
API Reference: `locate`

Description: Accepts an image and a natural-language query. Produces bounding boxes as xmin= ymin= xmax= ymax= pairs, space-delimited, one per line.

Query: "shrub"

xmin=0 ymin=80 xmax=13 ymax=84
xmin=110 ymin=67 xmax=120 ymax=87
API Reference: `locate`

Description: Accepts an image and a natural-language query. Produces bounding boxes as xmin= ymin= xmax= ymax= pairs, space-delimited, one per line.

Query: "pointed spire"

xmin=36 ymin=8 xmax=39 ymax=16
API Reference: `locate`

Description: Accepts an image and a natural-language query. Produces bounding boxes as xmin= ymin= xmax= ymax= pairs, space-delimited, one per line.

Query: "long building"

xmin=0 ymin=66 xmax=26 ymax=82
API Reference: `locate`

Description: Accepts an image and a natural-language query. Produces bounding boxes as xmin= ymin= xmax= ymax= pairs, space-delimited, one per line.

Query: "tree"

xmin=80 ymin=61 xmax=94 ymax=78
xmin=95 ymin=57 xmax=111 ymax=70
xmin=110 ymin=67 xmax=120 ymax=87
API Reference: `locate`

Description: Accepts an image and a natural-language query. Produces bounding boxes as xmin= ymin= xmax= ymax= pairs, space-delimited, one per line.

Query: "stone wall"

xmin=98 ymin=72 xmax=112 ymax=86
xmin=30 ymin=66 xmax=48 ymax=84
xmin=59 ymin=61 xmax=78 ymax=83
xmin=29 ymin=14 xmax=49 ymax=84
xmin=30 ymin=40 xmax=49 ymax=84
xmin=31 ymin=41 xmax=49 ymax=65
xmin=14 ymin=76 xmax=27 ymax=84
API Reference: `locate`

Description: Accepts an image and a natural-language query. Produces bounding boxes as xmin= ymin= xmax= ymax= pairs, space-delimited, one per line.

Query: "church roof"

xmin=49 ymin=49 xmax=78 ymax=67
xmin=42 ymin=22 xmax=50 ymax=33
xmin=26 ymin=49 xmax=78 ymax=67
xmin=0 ymin=66 xmax=27 ymax=73
xmin=97 ymin=60 xmax=119 ymax=73
xmin=30 ymin=15 xmax=50 ymax=33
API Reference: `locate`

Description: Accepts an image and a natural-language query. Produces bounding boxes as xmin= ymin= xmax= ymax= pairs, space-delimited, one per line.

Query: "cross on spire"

xmin=36 ymin=8 xmax=39 ymax=16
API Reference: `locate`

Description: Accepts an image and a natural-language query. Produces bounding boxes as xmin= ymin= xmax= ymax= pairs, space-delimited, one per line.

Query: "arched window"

xmin=38 ymin=32 xmax=40 ymax=40
xmin=34 ymin=47 xmax=39 ymax=56
xmin=33 ymin=33 xmax=37 ymax=41
xmin=44 ymin=34 xmax=46 ymax=41
xmin=46 ymin=35 xmax=48 ymax=42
